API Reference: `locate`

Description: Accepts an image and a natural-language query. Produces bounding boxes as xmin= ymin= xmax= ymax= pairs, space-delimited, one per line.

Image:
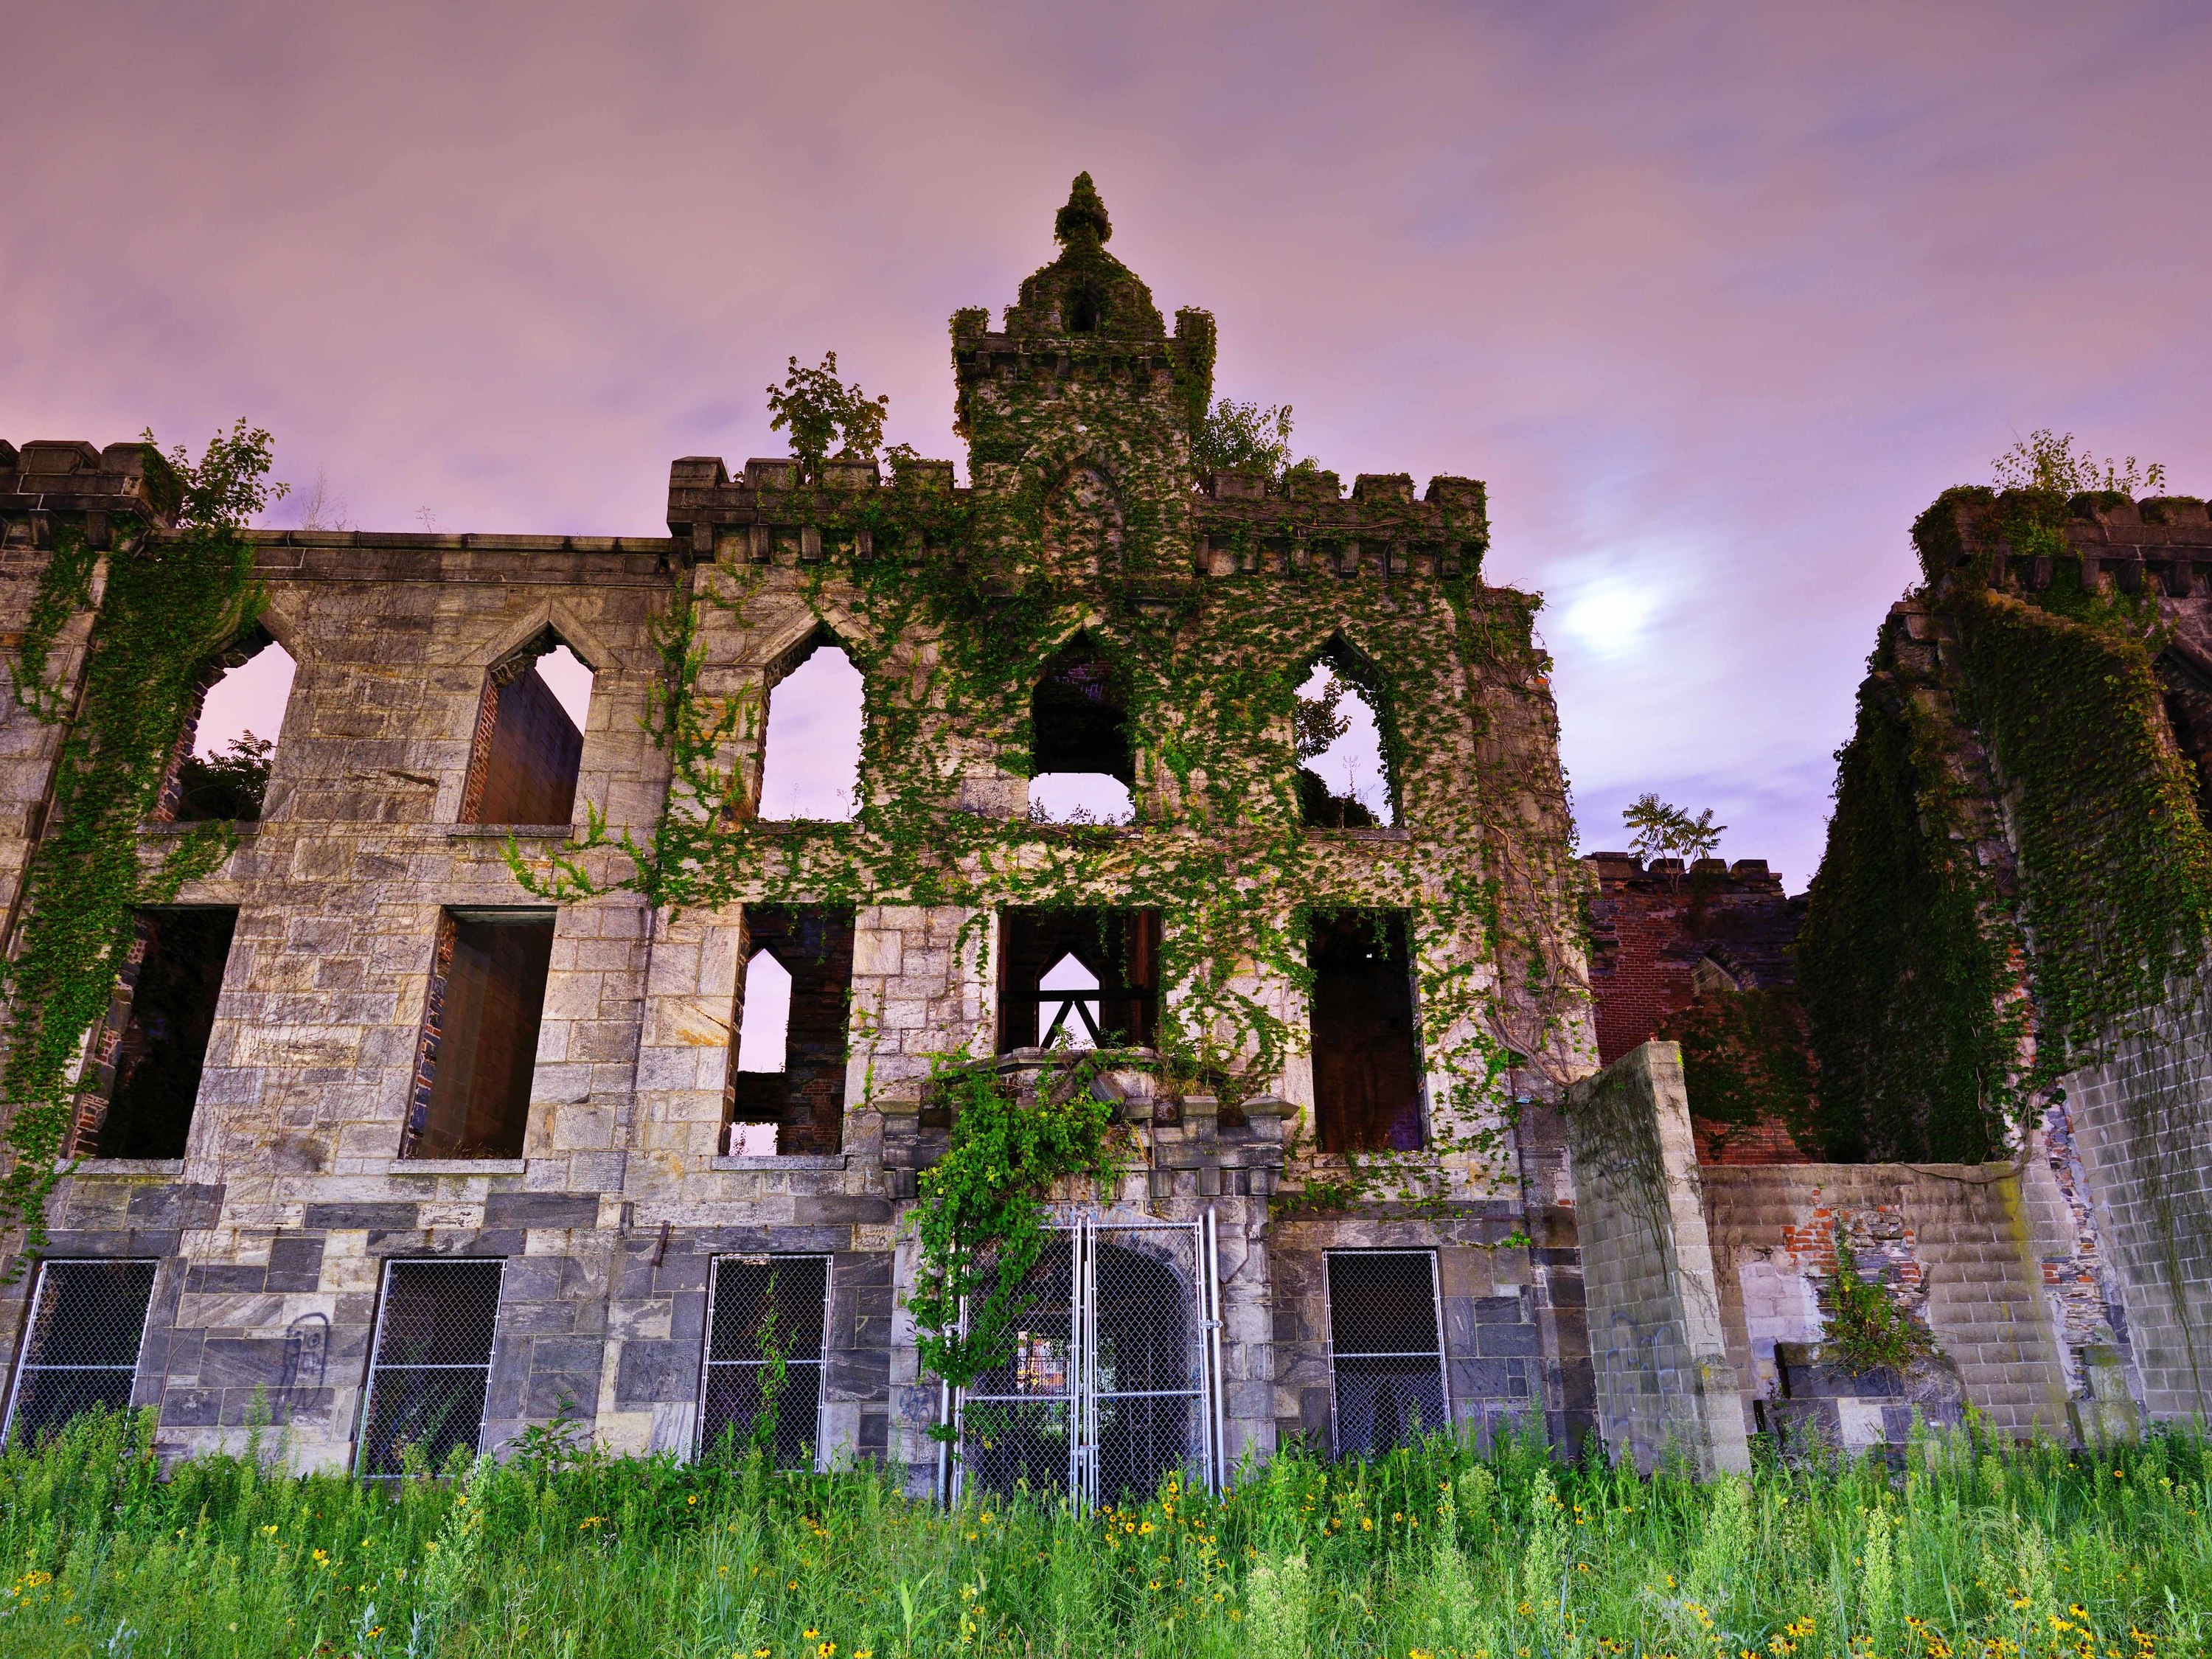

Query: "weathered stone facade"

xmin=0 ymin=184 xmax=1601 ymax=1484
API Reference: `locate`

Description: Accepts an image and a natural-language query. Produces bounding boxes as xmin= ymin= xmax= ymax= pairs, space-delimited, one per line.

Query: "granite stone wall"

xmin=1562 ymin=1042 xmax=1749 ymax=1474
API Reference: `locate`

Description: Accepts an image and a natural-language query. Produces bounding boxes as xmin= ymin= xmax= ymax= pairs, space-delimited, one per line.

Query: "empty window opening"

xmin=1326 ymin=1250 xmax=1447 ymax=1456
xmin=1029 ymin=634 xmax=1133 ymax=822
xmin=74 ymin=907 xmax=237 ymax=1161
xmin=726 ymin=905 xmax=854 ymax=1156
xmin=403 ymin=911 xmax=555 ymax=1160
xmin=1037 ymin=951 xmax=1104 ymax=1048
xmin=356 ymin=1258 xmax=503 ymax=1478
xmin=758 ymin=636 xmax=863 ymax=821
xmin=698 ymin=1255 xmax=830 ymax=1467
xmin=734 ymin=950 xmax=793 ymax=1073
xmin=164 ymin=630 xmax=294 ymax=822
xmin=1068 ymin=288 xmax=1102 ymax=333
xmin=1000 ymin=908 xmax=1159 ymax=1054
xmin=1296 ymin=650 xmax=1394 ymax=828
xmin=3 ymin=1259 xmax=156 ymax=1448
xmin=1310 ymin=910 xmax=1423 ymax=1152
xmin=461 ymin=635 xmax=591 ymax=827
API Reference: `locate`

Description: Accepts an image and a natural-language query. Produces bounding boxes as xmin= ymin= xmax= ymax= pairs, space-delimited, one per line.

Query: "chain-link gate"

xmin=2 ymin=1259 xmax=157 ymax=1447
xmin=356 ymin=1258 xmax=504 ymax=1478
xmin=1325 ymin=1249 xmax=1450 ymax=1455
xmin=698 ymin=1254 xmax=830 ymax=1468
xmin=951 ymin=1212 xmax=1222 ymax=1509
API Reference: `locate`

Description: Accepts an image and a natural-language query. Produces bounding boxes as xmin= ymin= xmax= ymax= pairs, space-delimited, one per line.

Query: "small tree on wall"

xmin=1622 ymin=793 xmax=1724 ymax=871
xmin=766 ymin=352 xmax=891 ymax=484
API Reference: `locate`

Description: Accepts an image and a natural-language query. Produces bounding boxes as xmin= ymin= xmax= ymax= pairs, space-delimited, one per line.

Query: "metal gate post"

xmin=1201 ymin=1208 xmax=1227 ymax=1492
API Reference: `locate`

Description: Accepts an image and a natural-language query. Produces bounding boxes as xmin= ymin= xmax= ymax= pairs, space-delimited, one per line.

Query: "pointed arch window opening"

xmin=1029 ymin=633 xmax=1135 ymax=824
xmin=1037 ymin=950 xmax=1105 ymax=1050
xmin=1296 ymin=641 xmax=1397 ymax=829
xmin=461 ymin=630 xmax=593 ymax=827
xmin=160 ymin=627 xmax=296 ymax=823
xmin=758 ymin=630 xmax=864 ymax=823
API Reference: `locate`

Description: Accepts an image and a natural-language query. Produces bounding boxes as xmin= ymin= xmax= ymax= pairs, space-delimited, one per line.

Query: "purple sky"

xmin=9 ymin=3 xmax=2211 ymax=889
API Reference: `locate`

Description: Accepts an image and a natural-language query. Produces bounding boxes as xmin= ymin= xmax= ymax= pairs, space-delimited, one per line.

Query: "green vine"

xmin=1803 ymin=467 xmax=2212 ymax=1161
xmin=906 ymin=1054 xmax=1124 ymax=1418
xmin=513 ymin=181 xmax=1593 ymax=1387
xmin=1821 ymin=1233 xmax=1936 ymax=1377
xmin=1 ymin=423 xmax=279 ymax=1264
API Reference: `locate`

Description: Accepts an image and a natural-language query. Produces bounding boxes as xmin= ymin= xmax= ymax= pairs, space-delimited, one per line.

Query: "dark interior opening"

xmin=1310 ymin=910 xmax=1423 ymax=1152
xmin=357 ymin=1259 xmax=502 ymax=1478
xmin=405 ymin=911 xmax=555 ymax=1159
xmin=2158 ymin=645 xmax=2212 ymax=822
xmin=80 ymin=907 xmax=238 ymax=1160
xmin=998 ymin=907 xmax=1160 ymax=1053
xmin=1030 ymin=634 xmax=1133 ymax=785
xmin=1068 ymin=288 xmax=1102 ymax=333
xmin=462 ymin=636 xmax=585 ymax=827
xmin=727 ymin=905 xmax=855 ymax=1155
xmin=1326 ymin=1251 xmax=1446 ymax=1455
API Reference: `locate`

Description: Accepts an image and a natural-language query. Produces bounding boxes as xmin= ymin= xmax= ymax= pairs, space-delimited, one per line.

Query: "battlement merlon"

xmin=1917 ymin=492 xmax=2212 ymax=598
xmin=667 ymin=456 xmax=1489 ymax=580
xmin=0 ymin=439 xmax=177 ymax=551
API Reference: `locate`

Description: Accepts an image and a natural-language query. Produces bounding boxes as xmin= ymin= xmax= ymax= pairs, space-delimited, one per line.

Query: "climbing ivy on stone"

xmin=1801 ymin=464 xmax=2212 ymax=1161
xmin=1 ymin=423 xmax=279 ymax=1264
xmin=515 ymin=179 xmax=1591 ymax=1378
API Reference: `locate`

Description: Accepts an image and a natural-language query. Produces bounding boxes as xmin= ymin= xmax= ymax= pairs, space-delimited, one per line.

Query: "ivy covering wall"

xmin=1798 ymin=482 xmax=2212 ymax=1160
xmin=1 ymin=425 xmax=279 ymax=1259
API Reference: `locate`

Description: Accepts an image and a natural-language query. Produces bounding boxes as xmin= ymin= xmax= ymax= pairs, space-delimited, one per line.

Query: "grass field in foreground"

xmin=0 ymin=1410 xmax=2203 ymax=1658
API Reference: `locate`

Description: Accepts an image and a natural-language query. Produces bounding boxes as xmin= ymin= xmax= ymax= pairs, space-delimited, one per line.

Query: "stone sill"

xmin=710 ymin=1155 xmax=849 ymax=1171
xmin=446 ymin=824 xmax=575 ymax=840
xmin=380 ymin=1158 xmax=527 ymax=1176
xmin=55 ymin=1158 xmax=183 ymax=1177
xmin=1307 ymin=827 xmax=1411 ymax=843
xmin=139 ymin=821 xmax=260 ymax=835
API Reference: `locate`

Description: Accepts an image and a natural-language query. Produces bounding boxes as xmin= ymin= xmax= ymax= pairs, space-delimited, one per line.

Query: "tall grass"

xmin=0 ymin=1409 xmax=2203 ymax=1658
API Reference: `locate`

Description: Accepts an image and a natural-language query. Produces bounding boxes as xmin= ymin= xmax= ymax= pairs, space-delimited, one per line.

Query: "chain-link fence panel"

xmin=3 ymin=1259 xmax=156 ymax=1447
xmin=957 ymin=1235 xmax=1074 ymax=1500
xmin=699 ymin=1255 xmax=829 ymax=1468
xmin=1326 ymin=1250 xmax=1447 ymax=1457
xmin=357 ymin=1259 xmax=503 ymax=1478
xmin=1092 ymin=1228 xmax=1206 ymax=1504
xmin=955 ymin=1222 xmax=1217 ymax=1508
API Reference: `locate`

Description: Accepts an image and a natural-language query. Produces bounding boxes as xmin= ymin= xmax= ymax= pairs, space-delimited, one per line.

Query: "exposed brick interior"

xmin=407 ymin=913 xmax=555 ymax=1159
xmin=728 ymin=905 xmax=855 ymax=1156
xmin=462 ymin=655 xmax=582 ymax=827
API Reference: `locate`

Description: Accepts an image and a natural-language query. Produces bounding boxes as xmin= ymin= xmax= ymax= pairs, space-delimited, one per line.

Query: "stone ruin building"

xmin=4 ymin=176 xmax=2211 ymax=1491
xmin=1564 ymin=485 xmax=2212 ymax=1468
xmin=0 ymin=179 xmax=1593 ymax=1495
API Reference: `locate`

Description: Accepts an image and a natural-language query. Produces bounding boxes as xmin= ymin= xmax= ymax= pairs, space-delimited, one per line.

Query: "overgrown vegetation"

xmin=1656 ymin=986 xmax=1818 ymax=1155
xmin=1 ymin=423 xmax=279 ymax=1260
xmin=1799 ymin=432 xmax=2208 ymax=1159
xmin=516 ymin=184 xmax=1587 ymax=1251
xmin=1621 ymin=793 xmax=1725 ymax=870
xmin=905 ymin=1057 xmax=1124 ymax=1408
xmin=2 ymin=1409 xmax=2205 ymax=1658
xmin=1820 ymin=1234 xmax=1936 ymax=1377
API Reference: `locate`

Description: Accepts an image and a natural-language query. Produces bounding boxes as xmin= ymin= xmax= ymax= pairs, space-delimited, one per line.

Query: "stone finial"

xmin=1054 ymin=173 xmax=1112 ymax=248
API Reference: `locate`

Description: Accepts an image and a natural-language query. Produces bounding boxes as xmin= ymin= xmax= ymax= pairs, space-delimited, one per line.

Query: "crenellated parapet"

xmin=0 ymin=439 xmax=176 ymax=554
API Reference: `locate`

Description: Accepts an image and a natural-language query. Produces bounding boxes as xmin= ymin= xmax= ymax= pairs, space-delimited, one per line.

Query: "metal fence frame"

xmin=2 ymin=1258 xmax=158 ymax=1447
xmin=1322 ymin=1247 xmax=1450 ymax=1456
xmin=950 ymin=1211 xmax=1222 ymax=1510
xmin=354 ymin=1256 xmax=506 ymax=1478
xmin=697 ymin=1252 xmax=833 ymax=1469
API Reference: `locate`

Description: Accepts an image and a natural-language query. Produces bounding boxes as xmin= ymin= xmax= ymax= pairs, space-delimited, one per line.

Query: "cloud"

xmin=5 ymin=0 xmax=2210 ymax=891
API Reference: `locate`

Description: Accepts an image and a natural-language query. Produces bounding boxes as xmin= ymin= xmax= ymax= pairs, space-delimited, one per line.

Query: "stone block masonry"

xmin=0 ymin=179 xmax=1597 ymax=1489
